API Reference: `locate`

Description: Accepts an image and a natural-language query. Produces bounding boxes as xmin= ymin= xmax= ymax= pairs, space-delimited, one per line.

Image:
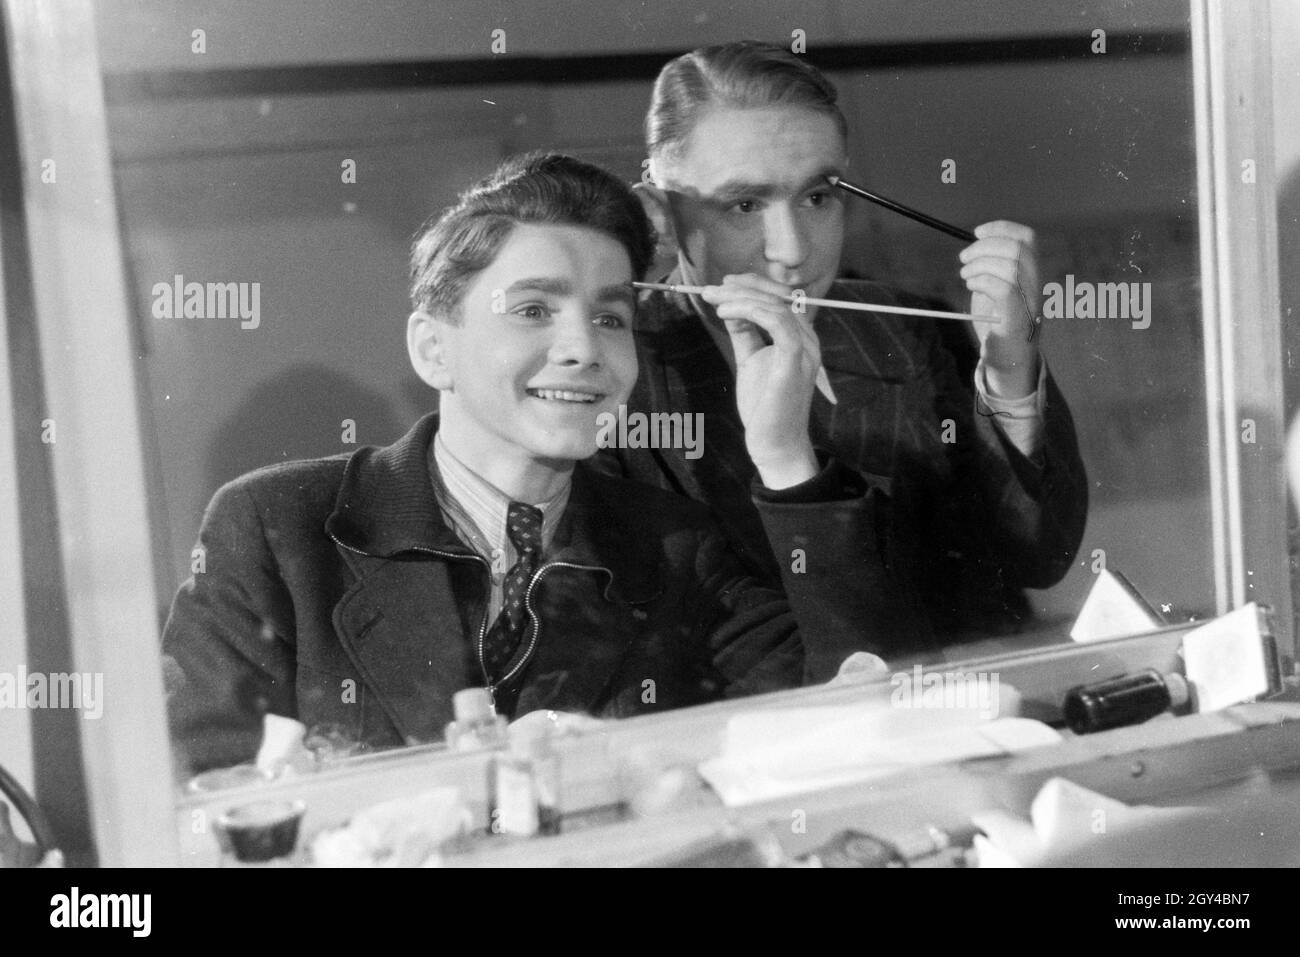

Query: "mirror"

xmin=91 ymin=0 xmax=1214 ymax=780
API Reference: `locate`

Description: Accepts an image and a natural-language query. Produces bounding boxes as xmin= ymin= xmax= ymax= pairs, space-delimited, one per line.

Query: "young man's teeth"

xmin=531 ymin=389 xmax=596 ymax=402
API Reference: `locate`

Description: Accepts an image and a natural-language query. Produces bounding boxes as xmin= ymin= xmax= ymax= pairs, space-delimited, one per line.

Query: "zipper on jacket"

xmin=329 ymin=533 xmax=615 ymax=707
xmin=329 ymin=532 xmax=496 ymax=690
xmin=493 ymin=561 xmax=613 ymax=689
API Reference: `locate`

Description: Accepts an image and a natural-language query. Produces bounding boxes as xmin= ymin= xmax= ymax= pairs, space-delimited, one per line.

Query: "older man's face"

xmin=654 ymin=104 xmax=849 ymax=302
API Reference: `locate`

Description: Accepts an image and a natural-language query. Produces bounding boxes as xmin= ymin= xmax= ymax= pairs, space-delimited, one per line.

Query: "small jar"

xmin=487 ymin=722 xmax=561 ymax=837
xmin=1063 ymin=669 xmax=1191 ymax=735
xmin=445 ymin=687 xmax=508 ymax=752
xmin=214 ymin=799 xmax=307 ymax=865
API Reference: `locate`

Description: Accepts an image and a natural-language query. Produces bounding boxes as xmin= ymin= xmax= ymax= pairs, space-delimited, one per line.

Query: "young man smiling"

xmin=600 ymin=41 xmax=1089 ymax=655
xmin=162 ymin=153 xmax=896 ymax=775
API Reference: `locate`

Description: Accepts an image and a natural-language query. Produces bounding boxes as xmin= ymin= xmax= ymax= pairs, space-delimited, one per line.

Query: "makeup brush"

xmin=827 ymin=175 xmax=977 ymax=243
xmin=824 ymin=179 xmax=1042 ymax=340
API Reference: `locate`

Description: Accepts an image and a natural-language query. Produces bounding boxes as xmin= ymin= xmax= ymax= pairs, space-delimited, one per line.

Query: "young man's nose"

xmin=547 ymin=313 xmax=601 ymax=366
xmin=762 ymin=203 xmax=809 ymax=272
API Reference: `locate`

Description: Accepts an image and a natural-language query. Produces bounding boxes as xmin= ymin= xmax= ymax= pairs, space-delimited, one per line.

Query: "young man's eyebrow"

xmin=502 ymin=277 xmax=572 ymax=296
xmin=502 ymin=277 xmax=635 ymax=308
xmin=596 ymin=284 xmax=636 ymax=308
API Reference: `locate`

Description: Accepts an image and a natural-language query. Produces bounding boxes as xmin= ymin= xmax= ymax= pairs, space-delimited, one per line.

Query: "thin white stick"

xmin=814 ymin=367 xmax=837 ymax=405
xmin=632 ymin=281 xmax=1003 ymax=325
xmin=634 ymin=281 xmax=839 ymax=403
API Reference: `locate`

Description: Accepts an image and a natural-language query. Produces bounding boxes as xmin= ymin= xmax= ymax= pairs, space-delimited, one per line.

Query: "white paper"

xmin=698 ymin=698 xmax=1059 ymax=806
xmin=1182 ymin=603 xmax=1270 ymax=712
xmin=973 ymin=777 xmax=1194 ymax=867
xmin=1070 ymin=569 xmax=1162 ymax=643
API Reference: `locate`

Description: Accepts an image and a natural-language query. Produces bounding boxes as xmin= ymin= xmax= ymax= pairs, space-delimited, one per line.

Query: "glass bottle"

xmin=445 ymin=687 xmax=508 ymax=752
xmin=1063 ymin=669 xmax=1191 ymax=734
xmin=487 ymin=721 xmax=561 ymax=837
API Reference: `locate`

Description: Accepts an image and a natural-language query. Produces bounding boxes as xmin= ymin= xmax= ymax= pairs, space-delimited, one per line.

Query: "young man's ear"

xmin=632 ymin=178 xmax=680 ymax=280
xmin=407 ymin=308 xmax=455 ymax=391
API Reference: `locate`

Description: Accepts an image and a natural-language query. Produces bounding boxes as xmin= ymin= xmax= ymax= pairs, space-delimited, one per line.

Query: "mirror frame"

xmin=0 ymin=0 xmax=1285 ymax=865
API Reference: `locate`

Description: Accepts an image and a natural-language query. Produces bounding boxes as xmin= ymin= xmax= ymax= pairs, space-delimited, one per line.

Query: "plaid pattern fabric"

xmin=481 ymin=501 xmax=544 ymax=681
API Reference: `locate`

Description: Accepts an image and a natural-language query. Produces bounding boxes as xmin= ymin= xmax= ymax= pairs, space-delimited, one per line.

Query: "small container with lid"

xmin=487 ymin=721 xmax=561 ymax=838
xmin=445 ymin=687 xmax=509 ymax=752
xmin=214 ymin=799 xmax=307 ymax=865
xmin=1062 ymin=668 xmax=1191 ymax=735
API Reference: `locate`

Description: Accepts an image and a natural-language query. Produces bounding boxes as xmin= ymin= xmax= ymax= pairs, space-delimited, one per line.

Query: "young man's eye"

xmin=594 ymin=313 xmax=629 ymax=330
xmin=513 ymin=303 xmax=550 ymax=320
xmin=803 ymin=190 xmax=831 ymax=208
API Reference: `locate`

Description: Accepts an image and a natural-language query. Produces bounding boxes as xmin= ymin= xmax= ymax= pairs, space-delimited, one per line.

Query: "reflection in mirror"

xmin=92 ymin=0 xmax=1209 ymax=783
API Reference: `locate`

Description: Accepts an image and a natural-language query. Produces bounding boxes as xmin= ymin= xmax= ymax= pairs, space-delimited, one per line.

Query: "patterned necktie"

xmin=481 ymin=501 xmax=544 ymax=684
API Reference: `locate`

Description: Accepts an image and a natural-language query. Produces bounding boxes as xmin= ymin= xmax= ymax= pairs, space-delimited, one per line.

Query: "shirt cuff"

xmin=974 ymin=356 xmax=1048 ymax=462
xmin=753 ymin=454 xmax=884 ymax=504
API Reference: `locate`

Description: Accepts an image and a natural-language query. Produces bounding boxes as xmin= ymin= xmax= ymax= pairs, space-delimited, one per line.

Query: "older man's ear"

xmin=407 ymin=309 xmax=455 ymax=392
xmin=632 ymin=180 xmax=680 ymax=281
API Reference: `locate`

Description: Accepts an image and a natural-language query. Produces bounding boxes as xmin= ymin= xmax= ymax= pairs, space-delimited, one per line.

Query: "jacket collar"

xmin=324 ymin=411 xmax=661 ymax=600
xmin=325 ymin=412 xmax=462 ymax=557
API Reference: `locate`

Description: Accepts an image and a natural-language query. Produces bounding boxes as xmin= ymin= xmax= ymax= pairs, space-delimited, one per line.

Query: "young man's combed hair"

xmin=410 ymin=152 xmax=656 ymax=321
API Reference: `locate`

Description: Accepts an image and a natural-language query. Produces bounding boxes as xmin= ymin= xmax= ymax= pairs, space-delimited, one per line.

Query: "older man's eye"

xmin=730 ymin=199 xmax=760 ymax=214
xmin=804 ymin=190 xmax=831 ymax=207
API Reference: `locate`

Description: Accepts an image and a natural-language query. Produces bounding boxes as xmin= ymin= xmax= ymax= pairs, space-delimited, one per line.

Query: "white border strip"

xmin=3 ymin=0 xmax=178 ymax=865
xmin=1191 ymin=0 xmax=1234 ymax=616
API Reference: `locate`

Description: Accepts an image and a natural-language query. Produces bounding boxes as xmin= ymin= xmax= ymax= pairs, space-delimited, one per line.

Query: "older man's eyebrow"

xmin=706 ymin=168 xmax=844 ymax=204
xmin=802 ymin=168 xmax=844 ymax=193
xmin=707 ymin=179 xmax=778 ymax=203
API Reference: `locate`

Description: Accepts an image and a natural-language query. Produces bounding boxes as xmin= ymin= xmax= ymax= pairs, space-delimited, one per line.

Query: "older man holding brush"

xmin=596 ymin=40 xmax=1088 ymax=664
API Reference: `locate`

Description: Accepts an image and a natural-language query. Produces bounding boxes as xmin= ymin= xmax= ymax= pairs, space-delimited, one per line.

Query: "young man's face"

xmin=654 ymin=105 xmax=849 ymax=301
xmin=426 ymin=222 xmax=638 ymax=471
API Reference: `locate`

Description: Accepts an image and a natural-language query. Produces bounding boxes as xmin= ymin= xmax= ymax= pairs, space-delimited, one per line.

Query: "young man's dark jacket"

xmin=162 ymin=412 xmax=907 ymax=774
xmin=595 ymin=277 xmax=1089 ymax=651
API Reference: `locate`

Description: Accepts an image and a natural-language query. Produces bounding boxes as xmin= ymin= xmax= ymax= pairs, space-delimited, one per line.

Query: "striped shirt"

xmin=428 ymin=432 xmax=569 ymax=621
